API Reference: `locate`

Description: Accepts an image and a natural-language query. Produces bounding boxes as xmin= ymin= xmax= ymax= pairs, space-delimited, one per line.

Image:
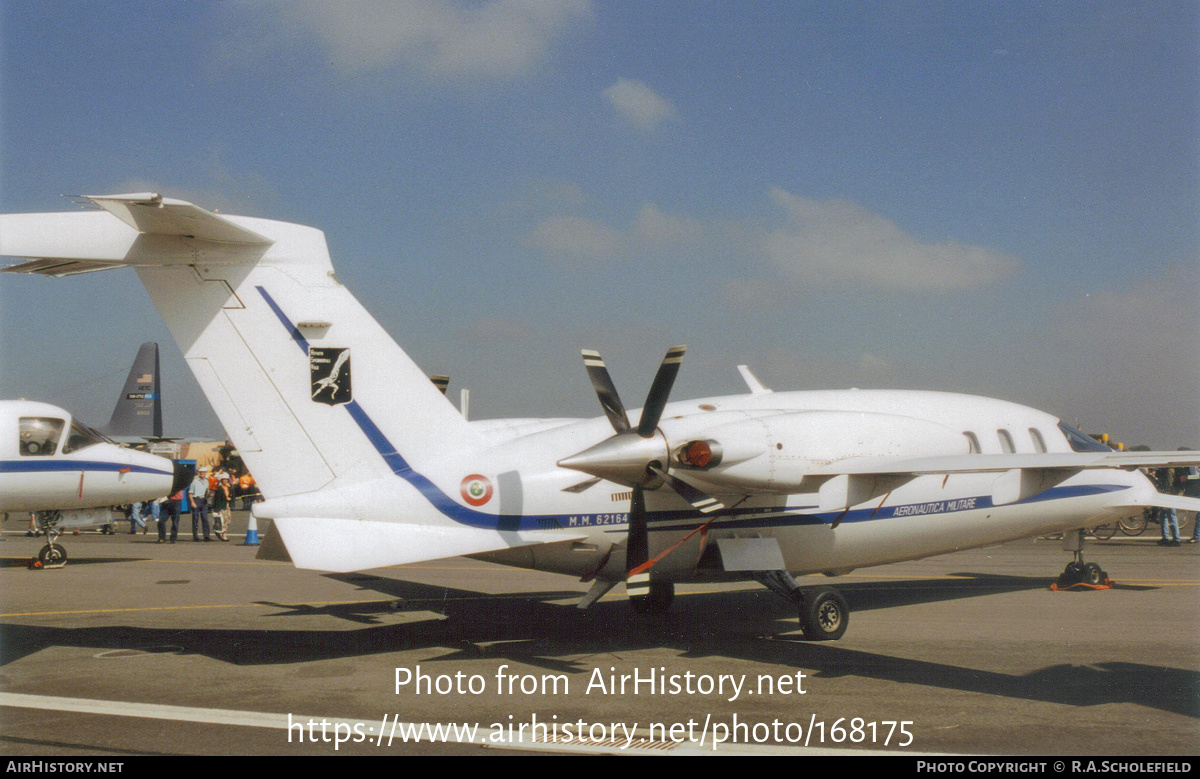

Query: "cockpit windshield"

xmin=62 ymin=420 xmax=109 ymax=454
xmin=18 ymin=417 xmax=65 ymax=456
xmin=1058 ymin=421 xmax=1112 ymax=453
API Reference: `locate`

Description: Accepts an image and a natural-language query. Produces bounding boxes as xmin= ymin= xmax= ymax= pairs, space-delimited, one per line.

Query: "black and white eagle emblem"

xmin=310 ymin=347 xmax=352 ymax=406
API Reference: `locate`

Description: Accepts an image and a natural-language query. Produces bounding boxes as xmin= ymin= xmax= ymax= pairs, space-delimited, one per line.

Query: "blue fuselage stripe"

xmin=258 ymin=286 xmax=543 ymax=529
xmin=0 ymin=460 xmax=171 ymax=476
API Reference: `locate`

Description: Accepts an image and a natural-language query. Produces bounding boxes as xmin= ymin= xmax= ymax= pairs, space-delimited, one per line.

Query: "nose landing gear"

xmin=1053 ymin=529 xmax=1111 ymax=590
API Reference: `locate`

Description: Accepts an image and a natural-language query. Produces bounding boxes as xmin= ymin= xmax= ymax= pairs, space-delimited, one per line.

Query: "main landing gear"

xmin=756 ymin=570 xmax=849 ymax=641
xmin=1053 ymin=529 xmax=1110 ymax=590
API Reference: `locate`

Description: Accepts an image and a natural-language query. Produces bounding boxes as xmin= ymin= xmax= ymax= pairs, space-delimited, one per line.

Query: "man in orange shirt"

xmin=239 ymin=472 xmax=257 ymax=510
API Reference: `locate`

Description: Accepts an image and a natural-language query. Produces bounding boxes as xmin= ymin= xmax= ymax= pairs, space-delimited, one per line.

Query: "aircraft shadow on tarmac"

xmin=2 ymin=556 xmax=151 ymax=569
xmin=1 ymin=573 xmax=1194 ymax=718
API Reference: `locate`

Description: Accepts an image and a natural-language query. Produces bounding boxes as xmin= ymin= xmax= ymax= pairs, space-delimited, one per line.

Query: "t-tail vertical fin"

xmin=2 ymin=194 xmax=482 ymax=502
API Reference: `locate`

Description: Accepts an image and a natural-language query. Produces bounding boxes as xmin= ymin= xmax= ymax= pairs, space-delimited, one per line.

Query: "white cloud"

xmin=630 ymin=203 xmax=706 ymax=249
xmin=720 ymin=278 xmax=789 ymax=309
xmin=260 ymin=0 xmax=591 ymax=78
xmin=764 ymin=188 xmax=1021 ymax=292
xmin=603 ymin=79 xmax=678 ymax=130
xmin=525 ymin=202 xmax=707 ymax=263
xmin=525 ymin=215 xmax=622 ymax=260
xmin=524 ymin=188 xmax=1021 ymax=297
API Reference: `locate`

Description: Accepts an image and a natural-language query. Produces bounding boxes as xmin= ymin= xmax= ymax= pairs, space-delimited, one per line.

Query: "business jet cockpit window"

xmin=62 ymin=421 xmax=108 ymax=454
xmin=1058 ymin=421 xmax=1112 ymax=453
xmin=18 ymin=417 xmax=65 ymax=456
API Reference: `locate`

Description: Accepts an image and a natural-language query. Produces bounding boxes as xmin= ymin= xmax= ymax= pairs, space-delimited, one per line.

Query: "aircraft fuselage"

xmin=254 ymin=387 xmax=1153 ymax=581
xmin=0 ymin=400 xmax=177 ymax=515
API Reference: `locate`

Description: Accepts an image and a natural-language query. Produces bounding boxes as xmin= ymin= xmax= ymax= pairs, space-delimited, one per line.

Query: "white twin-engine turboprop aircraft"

xmin=3 ymin=193 xmax=1198 ymax=636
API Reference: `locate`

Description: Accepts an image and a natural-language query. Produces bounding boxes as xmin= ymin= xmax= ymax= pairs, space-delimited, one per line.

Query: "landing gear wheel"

xmin=38 ymin=543 xmax=67 ymax=567
xmin=1056 ymin=560 xmax=1107 ymax=588
xmin=1059 ymin=561 xmax=1083 ymax=586
xmin=798 ymin=588 xmax=848 ymax=641
xmin=1082 ymin=562 xmax=1104 ymax=585
xmin=1089 ymin=524 xmax=1116 ymax=541
xmin=1118 ymin=513 xmax=1147 ymax=536
xmin=631 ymin=582 xmax=674 ymax=614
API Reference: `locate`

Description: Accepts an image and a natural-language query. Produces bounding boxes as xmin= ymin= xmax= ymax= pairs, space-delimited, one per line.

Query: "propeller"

xmin=558 ymin=346 xmax=725 ymax=598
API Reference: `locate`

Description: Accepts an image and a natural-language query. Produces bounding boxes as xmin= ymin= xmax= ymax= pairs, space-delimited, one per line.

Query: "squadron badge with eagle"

xmin=310 ymin=347 xmax=352 ymax=406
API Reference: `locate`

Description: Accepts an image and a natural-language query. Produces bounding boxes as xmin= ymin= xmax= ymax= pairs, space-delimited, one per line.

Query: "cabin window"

xmin=997 ymin=429 xmax=1016 ymax=454
xmin=62 ymin=420 xmax=106 ymax=454
xmin=18 ymin=417 xmax=64 ymax=456
xmin=963 ymin=431 xmax=981 ymax=454
xmin=1029 ymin=428 xmax=1047 ymax=453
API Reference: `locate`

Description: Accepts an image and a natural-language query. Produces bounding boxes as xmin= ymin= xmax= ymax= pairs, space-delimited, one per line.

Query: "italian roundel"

xmin=460 ymin=474 xmax=494 ymax=506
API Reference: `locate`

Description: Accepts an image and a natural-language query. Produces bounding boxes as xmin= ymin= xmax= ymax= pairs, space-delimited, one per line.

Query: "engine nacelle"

xmin=663 ymin=410 xmax=964 ymax=493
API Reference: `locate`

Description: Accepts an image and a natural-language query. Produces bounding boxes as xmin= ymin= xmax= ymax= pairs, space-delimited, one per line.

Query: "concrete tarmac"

xmin=1 ymin=511 xmax=1197 ymax=756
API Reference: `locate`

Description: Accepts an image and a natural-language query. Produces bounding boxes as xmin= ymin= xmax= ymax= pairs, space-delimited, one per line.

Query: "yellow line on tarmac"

xmin=1116 ymin=579 xmax=1200 ymax=586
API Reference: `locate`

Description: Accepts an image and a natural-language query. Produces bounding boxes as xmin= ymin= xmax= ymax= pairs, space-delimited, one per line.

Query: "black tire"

xmin=38 ymin=544 xmax=67 ymax=567
xmin=1082 ymin=562 xmax=1104 ymax=586
xmin=1060 ymin=561 xmax=1083 ymax=586
xmin=630 ymin=582 xmax=674 ymax=614
xmin=1089 ymin=524 xmax=1116 ymax=541
xmin=798 ymin=588 xmax=848 ymax=641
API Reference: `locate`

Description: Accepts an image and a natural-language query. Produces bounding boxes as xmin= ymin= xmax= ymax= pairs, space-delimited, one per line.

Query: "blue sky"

xmin=2 ymin=1 xmax=1197 ymax=448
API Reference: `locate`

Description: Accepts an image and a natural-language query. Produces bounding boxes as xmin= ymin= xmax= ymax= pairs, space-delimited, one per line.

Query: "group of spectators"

xmin=1151 ymin=466 xmax=1199 ymax=546
xmin=127 ymin=466 xmax=259 ymax=544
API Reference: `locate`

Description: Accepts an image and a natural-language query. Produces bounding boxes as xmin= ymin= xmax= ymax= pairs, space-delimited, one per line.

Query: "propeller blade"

xmin=649 ymin=464 xmax=725 ymax=514
xmin=637 ymin=345 xmax=686 ymax=437
xmin=582 ymin=349 xmax=631 ymax=434
xmin=626 ymin=485 xmax=650 ymax=596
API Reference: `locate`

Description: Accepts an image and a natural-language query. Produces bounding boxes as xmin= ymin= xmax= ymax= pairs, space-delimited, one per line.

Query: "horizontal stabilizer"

xmin=86 ymin=193 xmax=272 ymax=245
xmin=271 ymin=516 xmax=585 ymax=573
xmin=1 ymin=193 xmax=273 ymax=275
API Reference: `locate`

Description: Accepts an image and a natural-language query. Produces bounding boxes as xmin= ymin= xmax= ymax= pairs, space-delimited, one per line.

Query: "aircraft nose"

xmin=171 ymin=460 xmax=196 ymax=495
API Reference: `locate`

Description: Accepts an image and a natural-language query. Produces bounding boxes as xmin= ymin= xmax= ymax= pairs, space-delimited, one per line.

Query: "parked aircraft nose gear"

xmin=1082 ymin=562 xmax=1105 ymax=585
xmin=1053 ymin=530 xmax=1111 ymax=590
xmin=36 ymin=543 xmax=67 ymax=569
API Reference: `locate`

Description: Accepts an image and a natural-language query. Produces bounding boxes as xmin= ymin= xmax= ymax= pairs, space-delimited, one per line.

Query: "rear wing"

xmin=0 ymin=193 xmax=274 ymax=276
